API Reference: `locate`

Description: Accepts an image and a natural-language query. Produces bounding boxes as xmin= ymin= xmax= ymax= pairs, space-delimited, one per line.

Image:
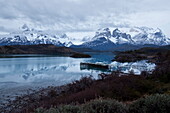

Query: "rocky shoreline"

xmin=0 ymin=83 xmax=70 ymax=113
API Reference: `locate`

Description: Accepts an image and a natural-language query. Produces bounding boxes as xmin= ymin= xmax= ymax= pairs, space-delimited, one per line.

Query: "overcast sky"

xmin=0 ymin=0 xmax=170 ymax=36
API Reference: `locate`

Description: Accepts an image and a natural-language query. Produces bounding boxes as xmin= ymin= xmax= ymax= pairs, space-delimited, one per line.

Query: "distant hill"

xmin=159 ymin=45 xmax=170 ymax=50
xmin=133 ymin=45 xmax=170 ymax=54
xmin=0 ymin=44 xmax=76 ymax=55
xmin=114 ymin=45 xmax=170 ymax=62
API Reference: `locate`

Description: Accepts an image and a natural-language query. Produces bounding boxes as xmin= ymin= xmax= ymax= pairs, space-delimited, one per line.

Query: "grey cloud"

xmin=0 ymin=0 xmax=169 ymax=36
xmin=0 ymin=26 xmax=5 ymax=31
xmin=0 ymin=0 xmax=138 ymax=23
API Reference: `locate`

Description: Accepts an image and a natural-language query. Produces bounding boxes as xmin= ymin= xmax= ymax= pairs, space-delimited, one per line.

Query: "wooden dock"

xmin=80 ymin=62 xmax=109 ymax=70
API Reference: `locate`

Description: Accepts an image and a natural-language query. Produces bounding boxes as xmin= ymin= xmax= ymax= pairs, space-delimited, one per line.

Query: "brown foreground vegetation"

xmin=1 ymin=69 xmax=170 ymax=113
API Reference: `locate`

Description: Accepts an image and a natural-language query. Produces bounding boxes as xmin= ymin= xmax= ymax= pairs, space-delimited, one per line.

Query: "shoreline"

xmin=1 ymin=71 xmax=170 ymax=113
xmin=0 ymin=46 xmax=170 ymax=113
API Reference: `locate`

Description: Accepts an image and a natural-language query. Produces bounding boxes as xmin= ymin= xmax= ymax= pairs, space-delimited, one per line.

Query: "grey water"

xmin=0 ymin=52 xmax=156 ymax=88
xmin=0 ymin=53 xmax=111 ymax=85
xmin=0 ymin=52 xmax=115 ymax=86
xmin=0 ymin=54 xmax=97 ymax=105
xmin=0 ymin=52 xmax=155 ymax=105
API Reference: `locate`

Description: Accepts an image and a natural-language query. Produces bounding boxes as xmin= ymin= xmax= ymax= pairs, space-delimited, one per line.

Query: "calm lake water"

xmin=0 ymin=52 xmax=114 ymax=85
xmin=0 ymin=52 xmax=156 ymax=105
xmin=0 ymin=52 xmax=156 ymax=87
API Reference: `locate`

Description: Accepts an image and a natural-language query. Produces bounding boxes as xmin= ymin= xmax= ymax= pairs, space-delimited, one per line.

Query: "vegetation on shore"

xmin=35 ymin=94 xmax=170 ymax=113
xmin=0 ymin=45 xmax=170 ymax=113
xmin=114 ymin=46 xmax=170 ymax=83
xmin=2 ymin=69 xmax=170 ymax=113
xmin=0 ymin=44 xmax=92 ymax=58
xmin=0 ymin=44 xmax=75 ymax=55
xmin=113 ymin=46 xmax=170 ymax=63
xmin=34 ymin=46 xmax=170 ymax=113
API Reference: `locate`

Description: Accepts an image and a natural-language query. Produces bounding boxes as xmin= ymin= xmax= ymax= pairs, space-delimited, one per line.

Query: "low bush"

xmin=129 ymin=94 xmax=170 ymax=113
xmin=57 ymin=105 xmax=81 ymax=113
xmin=35 ymin=99 xmax=128 ymax=113
xmin=82 ymin=99 xmax=128 ymax=113
xmin=95 ymin=75 xmax=157 ymax=101
xmin=35 ymin=105 xmax=81 ymax=113
xmin=35 ymin=94 xmax=170 ymax=113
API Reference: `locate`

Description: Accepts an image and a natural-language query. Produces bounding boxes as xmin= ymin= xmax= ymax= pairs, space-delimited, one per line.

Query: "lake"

xmin=0 ymin=52 xmax=115 ymax=85
xmin=0 ymin=52 xmax=156 ymax=105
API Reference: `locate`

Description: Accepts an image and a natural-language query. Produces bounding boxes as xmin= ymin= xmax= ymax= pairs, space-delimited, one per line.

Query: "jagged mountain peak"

xmin=94 ymin=26 xmax=170 ymax=45
xmin=0 ymin=26 xmax=94 ymax=47
xmin=21 ymin=24 xmax=30 ymax=31
xmin=0 ymin=26 xmax=73 ymax=47
xmin=113 ymin=28 xmax=121 ymax=32
xmin=0 ymin=26 xmax=170 ymax=50
xmin=60 ymin=34 xmax=69 ymax=39
xmin=71 ymin=26 xmax=170 ymax=50
xmin=93 ymin=27 xmax=111 ymax=40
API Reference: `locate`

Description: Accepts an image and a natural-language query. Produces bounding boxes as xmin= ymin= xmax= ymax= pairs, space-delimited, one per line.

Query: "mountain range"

xmin=0 ymin=24 xmax=170 ymax=51
xmin=72 ymin=27 xmax=170 ymax=50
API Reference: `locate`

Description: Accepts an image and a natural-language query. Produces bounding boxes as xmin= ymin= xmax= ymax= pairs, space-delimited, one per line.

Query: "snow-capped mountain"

xmin=0 ymin=25 xmax=170 ymax=50
xmin=0 ymin=24 xmax=94 ymax=47
xmin=72 ymin=27 xmax=170 ymax=50
xmin=98 ymin=27 xmax=170 ymax=45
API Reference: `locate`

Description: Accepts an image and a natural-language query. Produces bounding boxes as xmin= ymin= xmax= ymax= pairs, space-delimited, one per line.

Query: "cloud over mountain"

xmin=0 ymin=0 xmax=169 ymax=36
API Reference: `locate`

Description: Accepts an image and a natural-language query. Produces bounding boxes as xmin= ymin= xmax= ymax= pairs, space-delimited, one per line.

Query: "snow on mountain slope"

xmin=109 ymin=27 xmax=170 ymax=45
xmin=75 ymin=26 xmax=170 ymax=50
xmin=0 ymin=30 xmax=64 ymax=46
xmin=0 ymin=25 xmax=170 ymax=49
xmin=0 ymin=25 xmax=94 ymax=47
